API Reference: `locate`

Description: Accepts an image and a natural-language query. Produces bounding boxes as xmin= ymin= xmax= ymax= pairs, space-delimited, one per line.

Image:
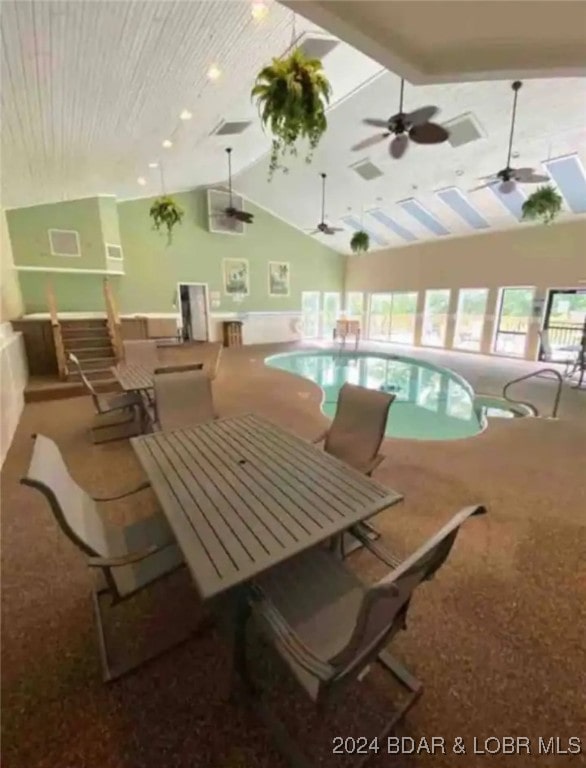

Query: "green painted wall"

xmin=98 ymin=197 xmax=122 ymax=246
xmin=116 ymin=189 xmax=344 ymax=313
xmin=7 ymin=198 xmax=107 ymax=270
xmin=17 ymin=188 xmax=345 ymax=314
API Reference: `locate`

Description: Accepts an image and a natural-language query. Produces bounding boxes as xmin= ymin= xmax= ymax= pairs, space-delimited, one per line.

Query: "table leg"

xmin=231 ymin=588 xmax=256 ymax=697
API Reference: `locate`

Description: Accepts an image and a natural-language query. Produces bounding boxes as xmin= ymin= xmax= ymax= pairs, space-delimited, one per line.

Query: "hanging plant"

xmin=251 ymin=47 xmax=332 ymax=180
xmin=149 ymin=196 xmax=184 ymax=244
xmin=350 ymin=230 xmax=370 ymax=253
xmin=521 ymin=185 xmax=563 ymax=225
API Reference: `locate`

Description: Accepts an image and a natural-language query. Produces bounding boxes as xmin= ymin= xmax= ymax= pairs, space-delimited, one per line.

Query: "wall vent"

xmin=48 ymin=229 xmax=80 ymax=257
xmin=207 ymin=188 xmax=245 ymax=235
xmin=350 ymin=159 xmax=384 ymax=181
xmin=212 ymin=120 xmax=252 ymax=136
xmin=105 ymin=243 xmax=123 ymax=260
xmin=443 ymin=112 xmax=485 ymax=148
xmin=296 ymin=33 xmax=340 ymax=60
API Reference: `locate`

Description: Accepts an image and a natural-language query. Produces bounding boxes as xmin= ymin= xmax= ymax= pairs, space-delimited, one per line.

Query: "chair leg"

xmin=92 ymin=588 xmax=211 ymax=684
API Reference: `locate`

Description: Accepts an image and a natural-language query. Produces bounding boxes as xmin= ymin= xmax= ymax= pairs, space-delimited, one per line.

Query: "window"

xmin=493 ymin=287 xmax=535 ymax=357
xmin=322 ymin=292 xmax=341 ymax=339
xmin=422 ymin=289 xmax=450 ymax=347
xmin=301 ymin=292 xmax=320 ymax=339
xmin=368 ymin=294 xmax=392 ymax=340
xmin=389 ymin=292 xmax=418 ymax=344
xmin=453 ymin=289 xmax=489 ymax=351
xmin=368 ymin=292 xmax=418 ymax=343
xmin=541 ymin=289 xmax=586 ymax=360
xmin=345 ymin=292 xmax=364 ymax=320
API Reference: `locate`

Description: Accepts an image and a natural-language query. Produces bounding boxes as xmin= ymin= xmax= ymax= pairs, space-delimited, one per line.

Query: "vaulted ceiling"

xmin=1 ymin=0 xmax=585 ymax=254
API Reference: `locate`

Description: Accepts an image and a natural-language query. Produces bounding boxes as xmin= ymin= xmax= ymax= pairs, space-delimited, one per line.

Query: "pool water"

xmin=265 ymin=351 xmax=527 ymax=441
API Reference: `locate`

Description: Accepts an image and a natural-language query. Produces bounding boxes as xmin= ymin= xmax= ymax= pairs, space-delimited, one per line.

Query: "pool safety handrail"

xmin=502 ymin=368 xmax=564 ymax=419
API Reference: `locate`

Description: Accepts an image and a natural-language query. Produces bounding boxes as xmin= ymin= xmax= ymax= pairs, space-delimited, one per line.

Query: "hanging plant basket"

xmin=350 ymin=230 xmax=370 ymax=253
xmin=521 ymin=185 xmax=563 ymax=225
xmin=251 ymin=47 xmax=332 ymax=180
xmin=149 ymin=196 xmax=184 ymax=244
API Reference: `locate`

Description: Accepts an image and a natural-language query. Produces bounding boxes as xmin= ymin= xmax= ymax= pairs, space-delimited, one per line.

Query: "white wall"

xmin=0 ymin=323 xmax=28 ymax=467
xmin=208 ymin=311 xmax=303 ymax=345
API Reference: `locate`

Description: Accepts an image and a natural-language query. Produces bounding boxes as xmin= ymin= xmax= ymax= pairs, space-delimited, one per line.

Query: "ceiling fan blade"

xmin=351 ymin=133 xmax=389 ymax=151
xmin=469 ymin=181 xmax=497 ymax=192
xmin=409 ymin=122 xmax=449 ymax=145
xmin=363 ymin=118 xmax=390 ymax=128
xmin=513 ymin=168 xmax=549 ymax=184
xmin=499 ymin=180 xmax=517 ymax=194
xmin=390 ymin=134 xmax=409 ymax=159
xmin=406 ymin=105 xmax=438 ymax=126
xmin=308 ymin=229 xmax=321 ymax=235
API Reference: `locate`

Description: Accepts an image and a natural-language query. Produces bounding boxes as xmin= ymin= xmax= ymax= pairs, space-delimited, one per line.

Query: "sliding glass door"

xmin=422 ymin=289 xmax=450 ymax=347
xmin=301 ymin=291 xmax=320 ymax=339
xmin=345 ymin=292 xmax=364 ymax=320
xmin=453 ymin=289 xmax=488 ymax=351
xmin=493 ymin=287 xmax=535 ymax=357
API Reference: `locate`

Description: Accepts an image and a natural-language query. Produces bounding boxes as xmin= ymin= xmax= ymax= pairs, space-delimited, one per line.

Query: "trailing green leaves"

xmin=251 ymin=48 xmax=332 ymax=180
xmin=350 ymin=230 xmax=370 ymax=253
xmin=521 ymin=185 xmax=563 ymax=225
xmin=149 ymin=196 xmax=184 ymax=244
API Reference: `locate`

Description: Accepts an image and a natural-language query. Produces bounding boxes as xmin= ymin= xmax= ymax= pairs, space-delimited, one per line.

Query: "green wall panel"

xmin=7 ymin=198 xmax=107 ymax=270
xmin=115 ymin=189 xmax=344 ymax=313
xmin=18 ymin=272 xmax=110 ymax=313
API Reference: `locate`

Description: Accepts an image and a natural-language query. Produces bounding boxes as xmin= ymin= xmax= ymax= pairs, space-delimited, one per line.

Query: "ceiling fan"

xmin=307 ymin=173 xmax=343 ymax=236
xmin=351 ymin=78 xmax=450 ymax=159
xmin=216 ymin=147 xmax=254 ymax=223
xmin=469 ymin=81 xmax=549 ymax=194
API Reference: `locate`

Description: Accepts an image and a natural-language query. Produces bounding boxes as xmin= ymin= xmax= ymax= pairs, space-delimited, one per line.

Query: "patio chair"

xmin=313 ymin=382 xmax=395 ymax=556
xmin=68 ymin=353 xmax=144 ymax=443
xmin=153 ymin=369 xmax=216 ymax=432
xmin=244 ymin=505 xmax=487 ymax=768
xmin=21 ymin=434 xmax=191 ymax=683
xmin=122 ymin=339 xmax=159 ymax=370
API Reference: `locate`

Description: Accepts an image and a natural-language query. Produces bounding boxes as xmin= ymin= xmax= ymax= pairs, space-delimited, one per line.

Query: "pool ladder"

xmin=502 ymin=368 xmax=564 ymax=419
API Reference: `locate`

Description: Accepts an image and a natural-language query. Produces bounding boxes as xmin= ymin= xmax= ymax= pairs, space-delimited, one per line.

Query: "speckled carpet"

xmin=2 ymin=343 xmax=585 ymax=768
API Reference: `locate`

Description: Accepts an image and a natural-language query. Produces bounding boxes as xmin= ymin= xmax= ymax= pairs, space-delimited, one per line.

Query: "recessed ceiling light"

xmin=455 ymin=169 xmax=464 ymax=177
xmin=251 ymin=1 xmax=269 ymax=20
xmin=180 ymin=109 xmax=192 ymax=120
xmin=137 ymin=177 xmax=147 ymax=186
xmin=162 ymin=139 xmax=173 ymax=148
xmin=512 ymin=150 xmax=520 ymax=159
xmin=376 ymin=197 xmax=383 ymax=202
xmin=148 ymin=162 xmax=159 ymax=168
xmin=207 ymin=64 xmax=221 ymax=81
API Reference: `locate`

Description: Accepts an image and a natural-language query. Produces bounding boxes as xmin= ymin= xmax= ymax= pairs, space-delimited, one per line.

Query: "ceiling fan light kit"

xmin=522 ymin=184 xmax=563 ymax=225
xmin=251 ymin=47 xmax=332 ymax=180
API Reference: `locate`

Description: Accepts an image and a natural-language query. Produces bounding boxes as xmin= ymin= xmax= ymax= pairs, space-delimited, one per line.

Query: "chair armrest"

xmin=362 ymin=453 xmax=385 ymax=476
xmin=92 ymin=480 xmax=151 ymax=502
xmin=349 ymin=524 xmax=402 ymax=569
xmin=87 ymin=544 xmax=160 ymax=568
xmin=311 ymin=429 xmax=328 ymax=445
xmin=249 ymin=585 xmax=336 ymax=683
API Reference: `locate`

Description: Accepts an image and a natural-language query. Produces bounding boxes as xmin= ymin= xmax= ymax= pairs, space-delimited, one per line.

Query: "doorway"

xmin=540 ymin=288 xmax=586 ymax=360
xmin=177 ymin=283 xmax=210 ymax=342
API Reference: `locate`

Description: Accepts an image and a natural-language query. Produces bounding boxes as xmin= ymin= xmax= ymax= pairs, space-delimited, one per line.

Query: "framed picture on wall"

xmin=268 ymin=261 xmax=290 ymax=297
xmin=222 ymin=258 xmax=250 ymax=296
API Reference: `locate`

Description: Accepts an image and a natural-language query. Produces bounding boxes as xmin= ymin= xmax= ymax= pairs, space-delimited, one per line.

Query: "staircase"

xmin=60 ymin=319 xmax=118 ymax=387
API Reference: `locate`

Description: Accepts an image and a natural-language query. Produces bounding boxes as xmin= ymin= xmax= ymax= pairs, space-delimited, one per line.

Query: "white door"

xmin=188 ymin=285 xmax=208 ymax=341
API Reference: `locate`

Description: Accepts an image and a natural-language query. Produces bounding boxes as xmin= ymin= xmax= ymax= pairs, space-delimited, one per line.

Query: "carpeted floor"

xmin=2 ymin=342 xmax=585 ymax=768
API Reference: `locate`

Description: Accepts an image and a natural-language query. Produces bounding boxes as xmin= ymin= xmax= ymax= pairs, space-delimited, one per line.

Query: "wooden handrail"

xmin=103 ymin=278 xmax=124 ymax=362
xmin=46 ymin=279 xmax=68 ymax=380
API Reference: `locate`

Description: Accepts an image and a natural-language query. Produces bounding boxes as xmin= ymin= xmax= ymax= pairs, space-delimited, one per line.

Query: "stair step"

xmin=25 ymin=378 xmax=120 ymax=403
xmin=67 ymin=368 xmax=115 ymax=382
xmin=73 ymin=356 xmax=116 ymax=370
xmin=67 ymin=346 xmax=114 ymax=359
xmin=63 ymin=335 xmax=112 ymax=348
xmin=60 ymin=320 xmax=107 ymax=329
xmin=61 ymin=328 xmax=110 ymax=339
